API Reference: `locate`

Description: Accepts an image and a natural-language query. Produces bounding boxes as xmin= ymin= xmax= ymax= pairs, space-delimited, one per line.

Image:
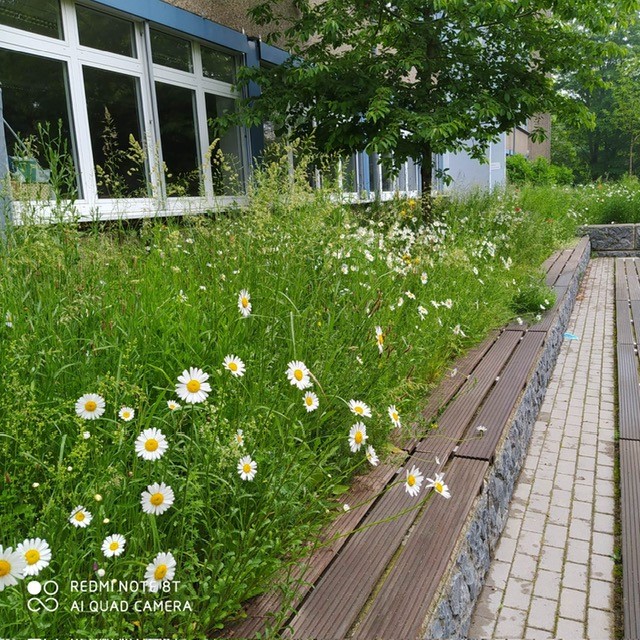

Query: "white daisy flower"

xmin=420 ymin=272 xmax=428 ymax=285
xmin=476 ymin=425 xmax=487 ymax=435
xmin=426 ymin=472 xmax=451 ymax=499
xmin=141 ymin=482 xmax=175 ymax=516
xmin=238 ymin=289 xmax=252 ymax=317
xmin=348 ymin=422 xmax=368 ymax=452
xmin=75 ymin=394 xmax=106 ymax=420
xmin=417 ymin=305 xmax=428 ymax=320
xmin=144 ymin=551 xmax=176 ymax=592
xmin=82 ymin=431 xmax=91 ymax=440
xmin=348 ymin=400 xmax=372 ymax=418
xmin=442 ymin=299 xmax=453 ymax=309
xmin=405 ymin=465 xmax=424 ymax=497
xmin=175 ymin=367 xmax=211 ymax=404
xmin=303 ymin=391 xmax=319 ymax=412
xmin=69 ymin=505 xmax=92 ymax=528
xmin=286 ymin=361 xmax=312 ymax=390
xmin=16 ymin=538 xmax=51 ymax=576
xmin=375 ymin=326 xmax=384 ymax=354
xmin=135 ymin=428 xmax=169 ymax=462
xmin=119 ymin=407 xmax=135 ymax=422
xmin=388 ymin=405 xmax=401 ymax=428
xmin=223 ymin=355 xmax=246 ymax=377
xmin=405 ymin=291 xmax=416 ymax=300
xmin=366 ymin=445 xmax=379 ymax=466
xmin=453 ymin=324 xmax=466 ymax=337
xmin=167 ymin=400 xmax=181 ymax=411
xmin=237 ymin=455 xmax=257 ymax=481
xmin=235 ymin=429 xmax=245 ymax=447
xmin=0 ymin=546 xmax=25 ymax=591
xmin=101 ymin=534 xmax=126 ymax=558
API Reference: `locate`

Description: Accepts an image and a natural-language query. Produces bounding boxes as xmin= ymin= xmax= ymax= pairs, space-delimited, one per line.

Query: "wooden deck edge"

xmin=420 ymin=238 xmax=590 ymax=639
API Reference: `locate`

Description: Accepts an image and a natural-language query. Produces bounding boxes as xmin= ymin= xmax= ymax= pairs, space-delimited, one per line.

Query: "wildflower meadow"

xmin=0 ymin=153 xmax=584 ymax=637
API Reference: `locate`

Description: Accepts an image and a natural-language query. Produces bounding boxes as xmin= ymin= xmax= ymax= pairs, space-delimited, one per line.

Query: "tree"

xmin=234 ymin=0 xmax=639 ymax=209
xmin=612 ymin=57 xmax=640 ymax=176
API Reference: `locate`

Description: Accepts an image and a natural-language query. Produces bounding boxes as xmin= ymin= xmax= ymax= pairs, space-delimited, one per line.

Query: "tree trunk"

xmin=420 ymin=144 xmax=433 ymax=223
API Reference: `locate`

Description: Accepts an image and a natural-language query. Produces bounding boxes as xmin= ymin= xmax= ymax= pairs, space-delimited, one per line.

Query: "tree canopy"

xmin=236 ymin=0 xmax=640 ymax=193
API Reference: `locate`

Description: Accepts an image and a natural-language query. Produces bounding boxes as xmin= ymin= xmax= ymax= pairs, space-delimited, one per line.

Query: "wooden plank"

xmin=619 ymin=299 xmax=635 ymax=346
xmin=282 ymin=454 xmax=441 ymax=640
xmin=527 ymin=287 xmax=567 ymax=333
xmin=563 ymin=235 xmax=590 ymax=272
xmin=415 ymin=330 xmax=523 ymax=457
xmin=394 ymin=330 xmax=501 ymax=451
xmin=540 ymin=250 xmax=561 ymax=275
xmin=218 ymin=462 xmax=402 ymax=639
xmin=627 ymin=259 xmax=640 ymax=301
xmin=620 ymin=440 xmax=640 ymax=640
xmin=545 ymin=249 xmax=573 ymax=287
xmin=455 ymin=331 xmax=545 ymax=462
xmin=618 ymin=258 xmax=630 ymax=301
xmin=618 ymin=343 xmax=640 ymax=441
xmin=352 ymin=458 xmax=489 ymax=640
xmin=631 ymin=301 xmax=640 ymax=347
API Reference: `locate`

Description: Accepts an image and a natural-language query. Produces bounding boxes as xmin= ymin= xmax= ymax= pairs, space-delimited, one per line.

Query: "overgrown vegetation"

xmin=0 ymin=150 xmax=584 ymax=637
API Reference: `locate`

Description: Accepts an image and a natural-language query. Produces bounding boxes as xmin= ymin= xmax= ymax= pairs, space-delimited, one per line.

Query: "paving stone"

xmin=533 ymin=569 xmax=561 ymax=601
xmin=566 ymin=538 xmax=590 ymax=565
xmin=502 ymin=577 xmax=533 ymax=611
xmin=485 ymin=560 xmax=511 ymax=589
xmin=527 ymin=597 xmax=557 ymax=632
xmin=571 ymin=500 xmax=592 ymax=522
xmin=589 ymin=553 xmax=614 ymax=582
xmin=494 ymin=606 xmax=527 ymax=638
xmin=563 ymin=562 xmax=588 ymax=590
xmin=539 ymin=545 xmax=565 ymax=572
xmin=511 ymin=553 xmax=538 ymax=581
xmin=591 ymin=532 xmax=614 ymax=557
xmin=588 ymin=578 xmax=612 ymax=611
xmin=587 ymin=606 xmax=613 ymax=638
xmin=592 ymin=511 xmax=614 ymax=534
xmin=555 ymin=616 xmax=586 ymax=639
xmin=559 ymin=587 xmax=587 ymax=621
xmin=544 ymin=523 xmax=568 ymax=548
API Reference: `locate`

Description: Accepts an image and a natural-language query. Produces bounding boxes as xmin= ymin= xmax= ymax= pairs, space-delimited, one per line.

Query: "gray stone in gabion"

xmin=635 ymin=225 xmax=640 ymax=250
xmin=450 ymin=573 xmax=471 ymax=617
xmin=585 ymin=224 xmax=634 ymax=251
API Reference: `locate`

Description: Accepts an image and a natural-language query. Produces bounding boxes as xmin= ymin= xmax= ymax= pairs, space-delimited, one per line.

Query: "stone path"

xmin=468 ymin=258 xmax=617 ymax=639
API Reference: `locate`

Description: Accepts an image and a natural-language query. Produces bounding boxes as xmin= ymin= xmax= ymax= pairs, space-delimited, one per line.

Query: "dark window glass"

xmin=83 ymin=67 xmax=147 ymax=198
xmin=155 ymin=82 xmax=200 ymax=196
xmin=368 ymin=153 xmax=378 ymax=193
xmin=0 ymin=0 xmax=62 ymax=39
xmin=407 ymin=158 xmax=418 ymax=191
xmin=76 ymin=5 xmax=135 ymax=58
xmin=205 ymin=94 xmax=244 ymax=195
xmin=150 ymin=29 xmax=192 ymax=72
xmin=0 ymin=48 xmax=79 ymax=198
xmin=201 ymin=46 xmax=235 ymax=83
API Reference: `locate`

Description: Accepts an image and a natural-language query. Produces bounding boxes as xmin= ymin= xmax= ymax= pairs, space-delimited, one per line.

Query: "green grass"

xmin=0 ymin=160 xmax=583 ymax=637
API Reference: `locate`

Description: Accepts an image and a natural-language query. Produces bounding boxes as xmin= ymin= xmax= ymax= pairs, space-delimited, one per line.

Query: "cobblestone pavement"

xmin=468 ymin=258 xmax=616 ymax=640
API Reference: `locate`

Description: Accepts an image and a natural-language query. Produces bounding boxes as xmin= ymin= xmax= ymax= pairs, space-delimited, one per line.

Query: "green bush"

xmin=507 ymin=154 xmax=574 ymax=186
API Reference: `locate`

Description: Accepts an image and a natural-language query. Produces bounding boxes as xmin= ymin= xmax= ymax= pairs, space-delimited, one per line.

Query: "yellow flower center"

xmin=109 ymin=542 xmax=120 ymax=551
xmin=186 ymin=379 xmax=201 ymax=393
xmin=377 ymin=334 xmax=384 ymax=344
xmin=407 ymin=475 xmax=416 ymax=487
xmin=241 ymin=297 xmax=249 ymax=308
xmin=435 ymin=482 xmax=444 ymax=493
xmin=0 ymin=560 xmax=10 ymax=577
xmin=122 ymin=411 xmax=130 ymax=419
xmin=355 ymin=431 xmax=363 ymax=445
xmin=154 ymin=564 xmax=168 ymax=580
xmin=228 ymin=362 xmax=238 ymax=372
xmin=150 ymin=492 xmax=164 ymax=506
xmin=145 ymin=438 xmax=159 ymax=452
xmin=294 ymin=369 xmax=303 ymax=381
xmin=392 ymin=412 xmax=399 ymax=421
xmin=355 ymin=406 xmax=363 ymax=414
xmin=85 ymin=400 xmax=97 ymax=412
xmin=305 ymin=397 xmax=313 ymax=406
xmin=243 ymin=463 xmax=252 ymax=474
xmin=75 ymin=511 xmax=86 ymax=521
xmin=25 ymin=549 xmax=40 ymax=565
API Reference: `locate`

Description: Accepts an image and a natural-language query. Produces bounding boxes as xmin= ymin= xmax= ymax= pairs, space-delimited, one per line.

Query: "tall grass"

xmin=0 ymin=157 xmax=581 ymax=637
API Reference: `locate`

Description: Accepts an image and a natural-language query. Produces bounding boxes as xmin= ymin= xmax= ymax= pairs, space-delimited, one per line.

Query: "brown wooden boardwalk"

xmin=219 ymin=236 xmax=590 ymax=640
xmin=616 ymin=257 xmax=640 ymax=639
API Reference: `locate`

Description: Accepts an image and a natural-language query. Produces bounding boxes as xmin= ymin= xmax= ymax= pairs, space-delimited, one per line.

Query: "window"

xmin=0 ymin=48 xmax=78 ymax=197
xmin=83 ymin=66 xmax=146 ymax=198
xmin=0 ymin=0 xmax=62 ymax=39
xmin=76 ymin=5 xmax=136 ymax=57
xmin=205 ymin=94 xmax=243 ymax=195
xmin=150 ymin=29 xmax=192 ymax=72
xmin=201 ymin=46 xmax=236 ymax=84
xmin=155 ymin=82 xmax=200 ymax=196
